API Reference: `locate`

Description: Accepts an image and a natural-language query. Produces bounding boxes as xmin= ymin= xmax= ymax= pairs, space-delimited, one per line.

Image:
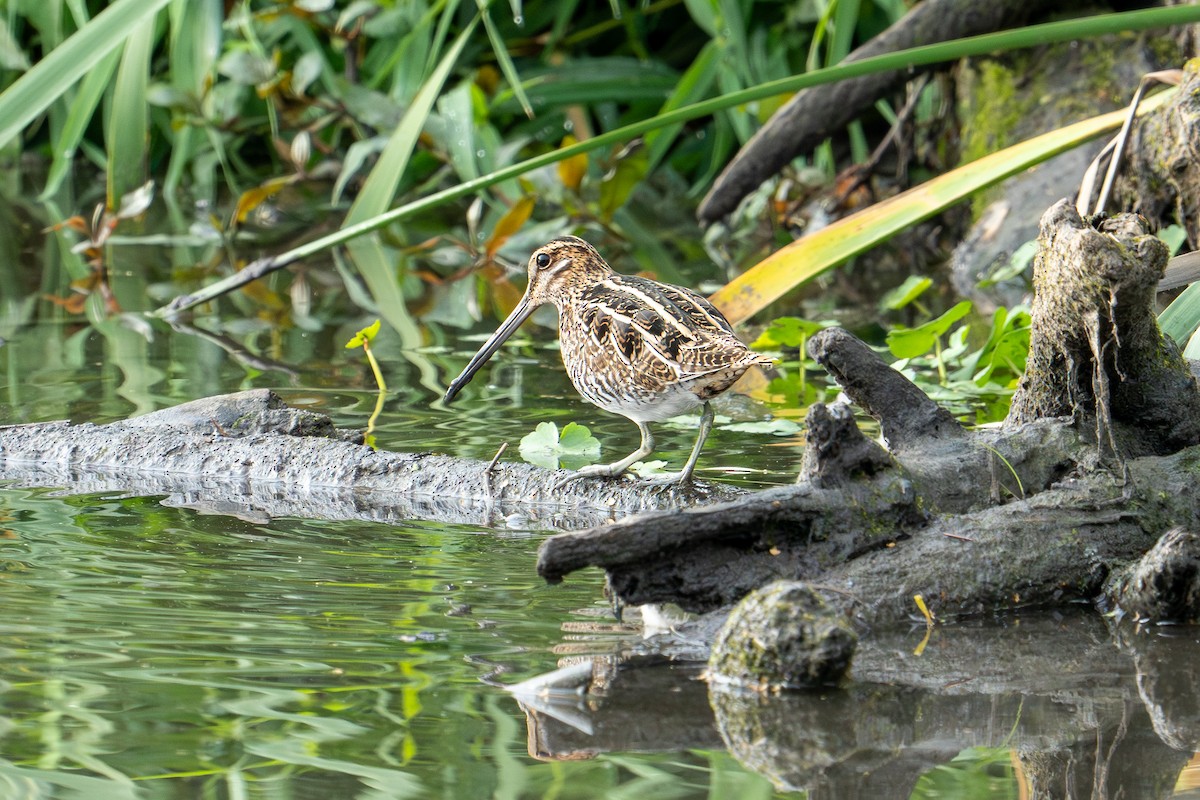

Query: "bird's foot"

xmin=552 ymin=464 xmax=632 ymax=490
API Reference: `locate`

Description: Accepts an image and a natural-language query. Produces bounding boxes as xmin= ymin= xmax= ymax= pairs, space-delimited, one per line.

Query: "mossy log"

xmin=1113 ymin=57 xmax=1200 ymax=254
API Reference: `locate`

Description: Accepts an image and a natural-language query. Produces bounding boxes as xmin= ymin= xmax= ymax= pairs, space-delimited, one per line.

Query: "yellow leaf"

xmin=479 ymin=263 xmax=525 ymax=317
xmin=707 ymin=93 xmax=1175 ymax=326
xmin=913 ymin=594 xmax=935 ymax=625
xmin=233 ymin=175 xmax=295 ymax=224
xmin=556 ymin=134 xmax=587 ymax=191
xmin=486 ymin=195 xmax=535 ymax=258
xmin=238 ymin=279 xmax=285 ymax=310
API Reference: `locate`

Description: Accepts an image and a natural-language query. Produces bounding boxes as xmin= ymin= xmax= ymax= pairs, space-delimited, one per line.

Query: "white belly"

xmin=591 ymin=383 xmax=704 ymax=423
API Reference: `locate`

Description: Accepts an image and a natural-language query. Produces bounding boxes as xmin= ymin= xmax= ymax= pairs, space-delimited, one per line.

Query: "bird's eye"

xmin=535 ymin=252 xmax=551 ymax=268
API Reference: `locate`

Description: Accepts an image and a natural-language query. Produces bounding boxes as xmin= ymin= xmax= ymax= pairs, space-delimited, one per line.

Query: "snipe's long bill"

xmin=443 ymin=235 xmax=772 ymax=485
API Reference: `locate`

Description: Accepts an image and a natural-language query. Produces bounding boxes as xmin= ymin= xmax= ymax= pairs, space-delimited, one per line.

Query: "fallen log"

xmin=696 ymin=0 xmax=1037 ymax=223
xmin=0 ymin=390 xmax=741 ymax=530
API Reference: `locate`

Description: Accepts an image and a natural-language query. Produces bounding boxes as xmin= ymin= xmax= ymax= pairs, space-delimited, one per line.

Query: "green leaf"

xmin=437 ymin=80 xmax=480 ymax=182
xmin=1160 ymin=282 xmax=1200 ymax=345
xmin=168 ymin=0 xmax=222 ymax=97
xmin=880 ymin=276 xmax=932 ymax=311
xmin=719 ymin=419 xmax=803 ymax=436
xmin=753 ymin=316 xmax=834 ymax=349
xmin=558 ymin=422 xmax=600 ymax=452
xmin=0 ymin=0 xmax=172 ymax=153
xmin=964 ymin=307 xmax=1030 ymax=386
xmin=886 ymin=301 xmax=972 ymax=359
xmin=336 ymin=1 xmax=380 ymax=33
xmin=519 ymin=421 xmax=601 ymax=470
xmin=681 ymin=0 xmax=717 ymax=37
xmin=1185 ymin=327 xmax=1200 ymax=361
xmin=216 ymin=49 xmax=276 ymax=85
xmin=292 ymin=51 xmax=324 ymax=96
xmin=337 ymin=81 xmax=404 ymax=130
xmin=0 ymin=17 xmax=31 ymax=70
xmin=106 ymin=13 xmax=157 ymax=206
xmin=40 ymin=49 xmax=120 ymax=199
xmin=333 ymin=136 xmax=387 ymax=206
xmin=346 ymin=319 xmax=382 ymax=348
xmin=979 ymin=240 xmax=1038 ymax=288
xmin=627 ymin=460 xmax=669 ymax=477
xmin=598 ymin=147 xmax=649 ymax=222
xmin=1158 ymin=224 xmax=1188 ymax=256
xmin=491 ymin=59 xmax=677 ymax=111
xmin=645 ymin=40 xmax=719 ymax=173
xmin=116 ymin=180 xmax=155 ymax=219
xmin=477 ymin=0 xmax=533 ymax=118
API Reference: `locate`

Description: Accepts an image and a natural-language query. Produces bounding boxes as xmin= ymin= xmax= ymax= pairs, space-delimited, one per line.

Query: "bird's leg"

xmin=678 ymin=400 xmax=714 ymax=481
xmin=640 ymin=401 xmax=713 ymax=486
xmin=556 ymin=421 xmax=655 ymax=486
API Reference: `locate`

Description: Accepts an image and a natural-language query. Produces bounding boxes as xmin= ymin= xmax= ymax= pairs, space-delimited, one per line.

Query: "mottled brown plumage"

xmin=444 ymin=235 xmax=772 ymax=484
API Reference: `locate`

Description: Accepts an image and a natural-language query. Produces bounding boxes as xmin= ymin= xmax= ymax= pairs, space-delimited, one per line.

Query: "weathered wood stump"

xmin=538 ymin=200 xmax=1200 ymax=675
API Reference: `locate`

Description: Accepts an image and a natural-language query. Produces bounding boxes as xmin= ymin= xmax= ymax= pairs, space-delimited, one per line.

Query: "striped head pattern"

xmin=522 ymin=235 xmax=615 ymax=309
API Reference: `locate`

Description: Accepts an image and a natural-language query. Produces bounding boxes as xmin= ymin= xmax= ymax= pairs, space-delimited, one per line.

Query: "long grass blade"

xmin=478 ymin=0 xmax=533 ymax=118
xmin=645 ymin=41 xmax=719 ymax=172
xmin=161 ymin=0 xmax=222 ymax=198
xmin=168 ymin=0 xmax=222 ymax=96
xmin=0 ymin=0 xmax=173 ymax=152
xmin=708 ymin=91 xmax=1175 ymax=324
xmin=40 ymin=50 xmax=119 ymax=199
xmin=106 ymin=14 xmax=157 ymax=206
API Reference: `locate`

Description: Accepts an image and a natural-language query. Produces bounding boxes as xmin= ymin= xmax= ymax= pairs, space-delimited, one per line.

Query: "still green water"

xmin=0 ymin=314 xmax=804 ymax=799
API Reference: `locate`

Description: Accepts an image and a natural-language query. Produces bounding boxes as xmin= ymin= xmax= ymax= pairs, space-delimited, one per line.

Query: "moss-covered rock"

xmin=707 ymin=580 xmax=856 ymax=690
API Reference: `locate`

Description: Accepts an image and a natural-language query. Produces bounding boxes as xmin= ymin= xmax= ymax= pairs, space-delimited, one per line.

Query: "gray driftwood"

xmin=0 ymin=390 xmax=739 ymax=530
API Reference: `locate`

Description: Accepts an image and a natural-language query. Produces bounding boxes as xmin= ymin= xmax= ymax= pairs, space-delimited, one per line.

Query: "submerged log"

xmin=538 ymin=201 xmax=1200 ymax=657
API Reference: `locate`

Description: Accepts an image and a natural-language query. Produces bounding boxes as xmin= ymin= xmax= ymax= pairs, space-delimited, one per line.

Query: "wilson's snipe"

xmin=443 ymin=235 xmax=773 ymax=485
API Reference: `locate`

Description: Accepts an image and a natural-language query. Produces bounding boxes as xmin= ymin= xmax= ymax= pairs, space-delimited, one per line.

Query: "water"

xmin=0 ymin=482 xmax=661 ymax=798
xmin=0 ymin=312 xmax=803 ymax=798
